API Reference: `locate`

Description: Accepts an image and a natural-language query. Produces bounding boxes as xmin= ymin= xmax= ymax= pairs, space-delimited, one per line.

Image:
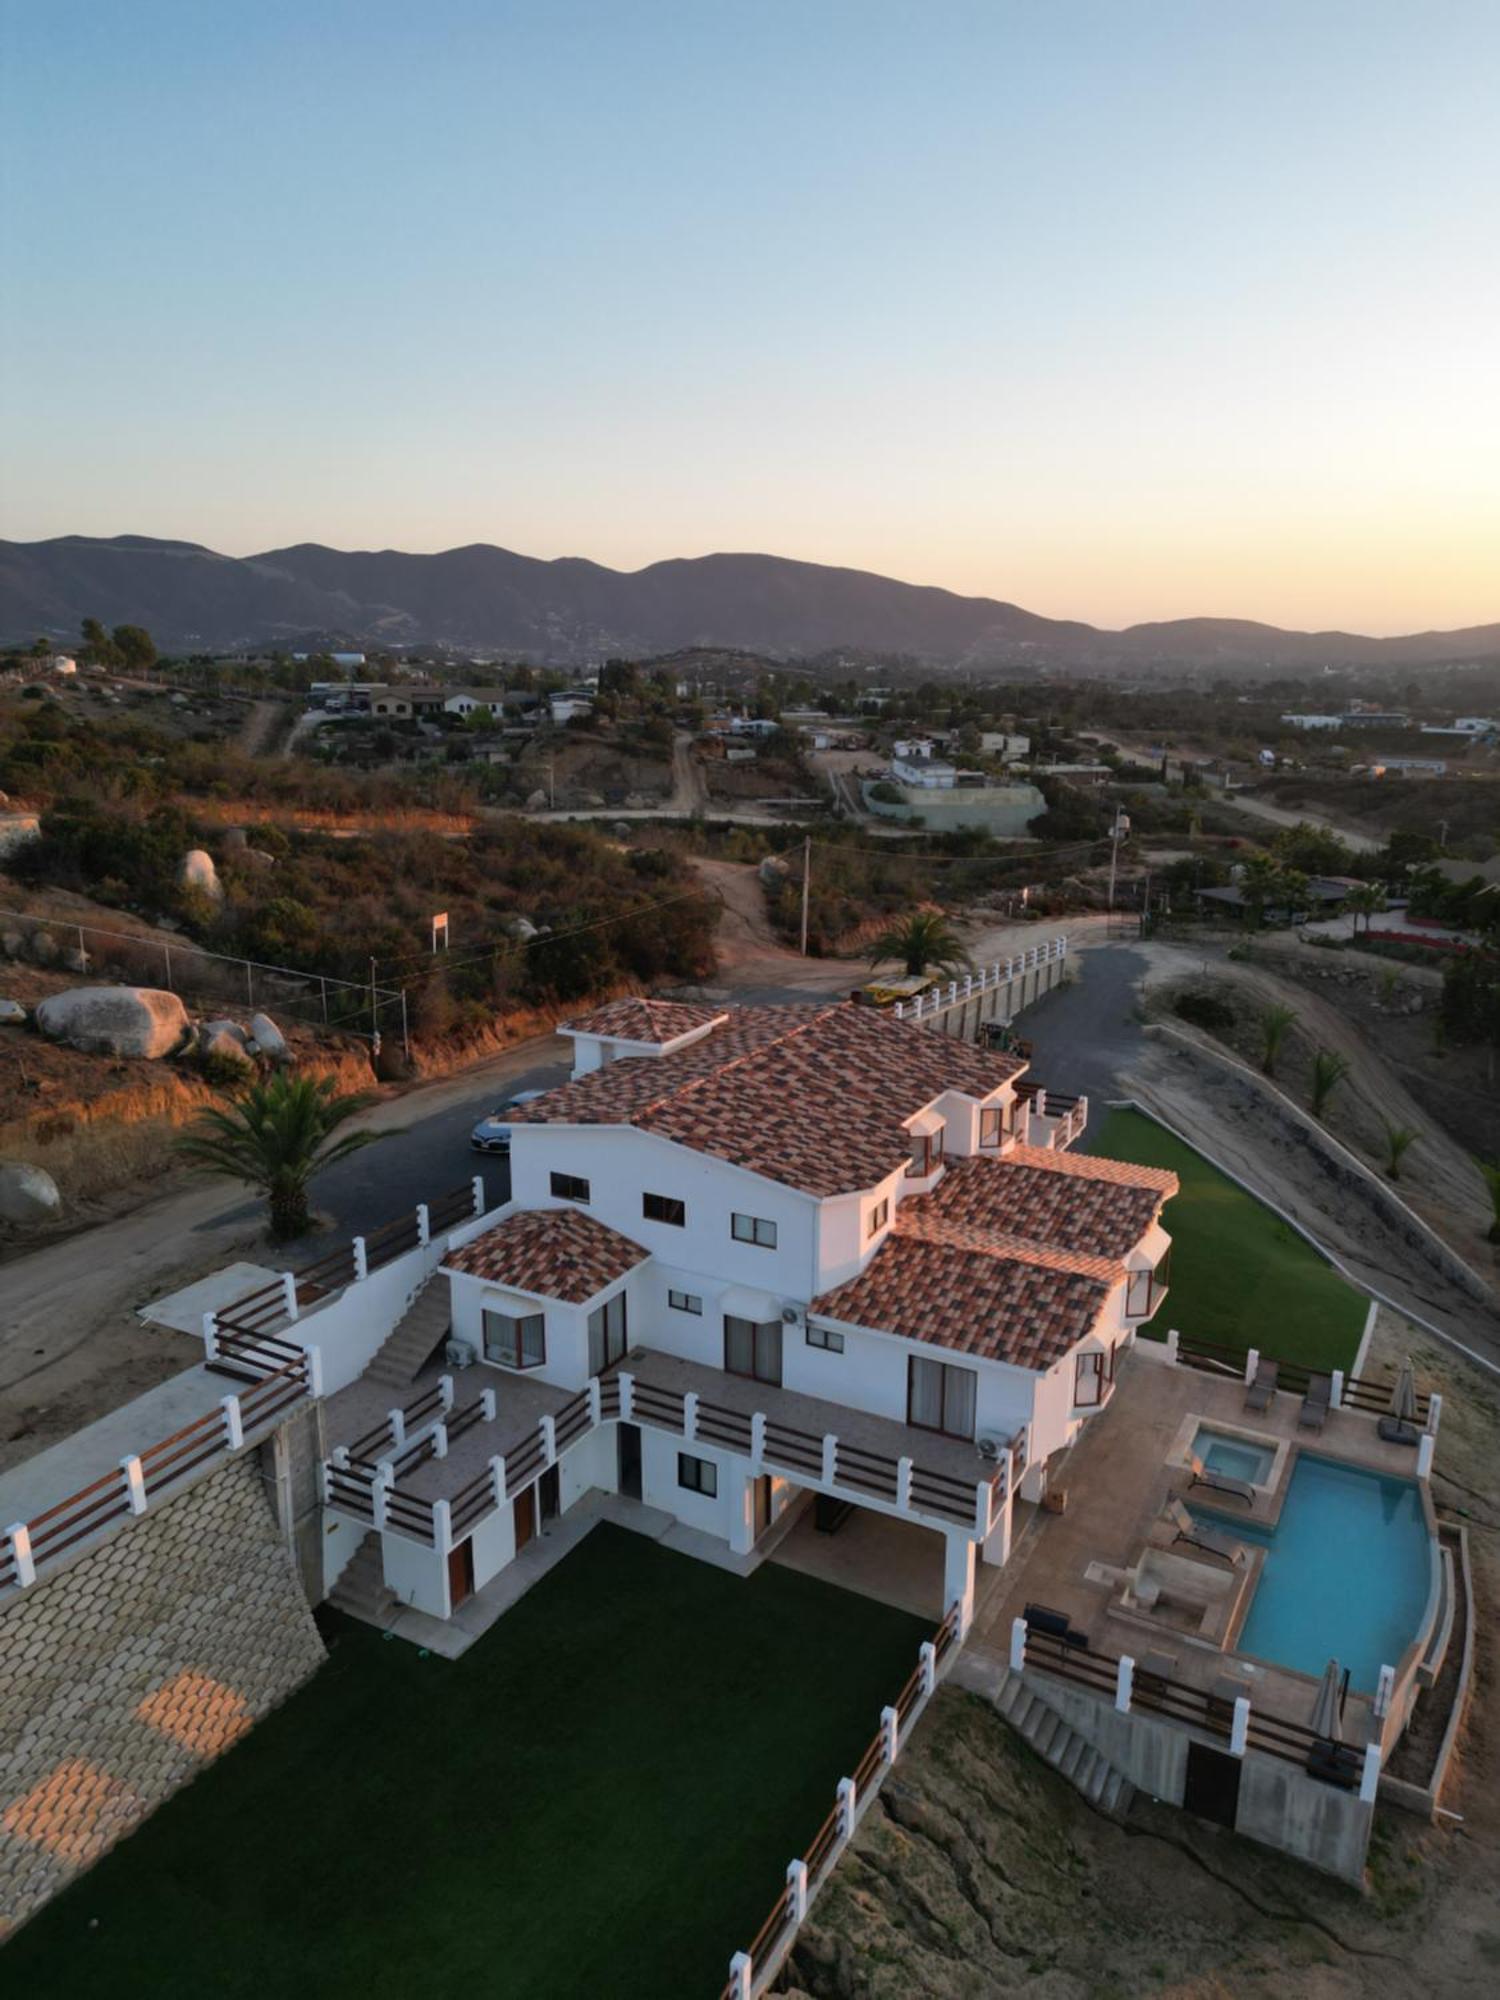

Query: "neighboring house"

xmin=891 ymin=753 xmax=957 ymax=788
xmin=1279 ymin=713 xmax=1345 ymax=730
xmin=320 ymin=996 xmax=1174 ymax=1629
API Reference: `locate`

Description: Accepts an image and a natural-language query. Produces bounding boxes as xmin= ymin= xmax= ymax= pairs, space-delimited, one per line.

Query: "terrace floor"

xmin=1 ymin=1525 xmax=929 ymax=2000
xmin=968 ymin=1344 xmax=1429 ymax=1743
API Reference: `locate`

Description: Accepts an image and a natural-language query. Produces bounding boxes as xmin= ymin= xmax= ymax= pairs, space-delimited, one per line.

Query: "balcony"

xmin=1015 ymin=1082 xmax=1087 ymax=1151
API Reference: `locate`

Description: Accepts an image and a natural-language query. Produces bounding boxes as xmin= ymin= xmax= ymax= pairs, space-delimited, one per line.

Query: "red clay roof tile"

xmin=443 ymin=1208 xmax=648 ymax=1304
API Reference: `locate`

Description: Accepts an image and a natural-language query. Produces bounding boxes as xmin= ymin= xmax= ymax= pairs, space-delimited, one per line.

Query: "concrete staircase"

xmin=327 ymin=1531 xmax=397 ymax=1625
xmin=365 ymin=1277 xmax=451 ymax=1391
xmin=994 ymin=1669 xmax=1135 ymax=1815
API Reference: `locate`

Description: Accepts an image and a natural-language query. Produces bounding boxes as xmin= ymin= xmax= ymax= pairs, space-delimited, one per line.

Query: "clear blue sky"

xmin=2 ymin=0 xmax=1496 ymax=631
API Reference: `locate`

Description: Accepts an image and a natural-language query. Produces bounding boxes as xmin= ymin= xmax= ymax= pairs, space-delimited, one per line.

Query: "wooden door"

xmin=447 ymin=1537 xmax=475 ymax=1610
xmin=514 ymin=1483 xmax=536 ymax=1553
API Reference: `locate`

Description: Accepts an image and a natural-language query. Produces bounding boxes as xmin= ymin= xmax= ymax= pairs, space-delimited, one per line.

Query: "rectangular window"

xmin=731 ymin=1212 xmax=777 ymax=1249
xmin=906 ymin=1354 xmax=977 ymax=1439
xmin=867 ymin=1197 xmax=890 ymax=1239
xmin=677 ymin=1452 xmax=718 ymax=1498
xmin=668 ymin=1289 xmax=702 ymax=1315
xmin=806 ymin=1323 xmax=845 ymax=1354
xmin=483 ymin=1309 xmax=546 ymax=1371
xmin=979 ymin=1105 xmax=1005 ymax=1149
xmin=643 ymin=1192 xmax=686 ymax=1226
xmin=724 ymin=1314 xmax=783 ymax=1386
xmin=1074 ymin=1349 xmax=1108 ymax=1407
xmin=1126 ymin=1250 xmax=1171 ymax=1319
xmin=550 ymin=1171 xmax=590 ymax=1203
xmin=587 ymin=1290 xmax=628 ymax=1376
xmin=906 ymin=1127 xmax=945 ymax=1178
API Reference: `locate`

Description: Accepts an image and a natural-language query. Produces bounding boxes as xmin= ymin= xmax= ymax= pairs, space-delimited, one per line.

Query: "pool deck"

xmin=969 ymin=1343 xmax=1429 ymax=1744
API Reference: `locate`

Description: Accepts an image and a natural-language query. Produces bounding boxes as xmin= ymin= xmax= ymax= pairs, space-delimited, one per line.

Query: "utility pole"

xmin=1106 ymin=810 xmax=1129 ymax=912
xmin=799 ymin=836 xmax=811 ymax=956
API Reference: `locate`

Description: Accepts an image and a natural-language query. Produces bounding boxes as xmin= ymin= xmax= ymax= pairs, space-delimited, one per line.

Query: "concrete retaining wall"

xmin=0 ymin=1448 xmax=326 ymax=1936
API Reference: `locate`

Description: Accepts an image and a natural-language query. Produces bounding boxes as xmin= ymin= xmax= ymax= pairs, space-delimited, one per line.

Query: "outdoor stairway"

xmin=327 ymin=1532 xmax=398 ymax=1625
xmin=993 ymin=1669 xmax=1135 ymax=1816
xmin=365 ymin=1277 xmax=451 ymax=1390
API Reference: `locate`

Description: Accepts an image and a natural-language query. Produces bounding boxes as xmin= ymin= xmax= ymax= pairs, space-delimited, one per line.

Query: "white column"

xmin=201 ymin=1311 xmax=219 ymax=1362
xmin=120 ymin=1454 xmax=147 ymax=1515
xmin=1115 ymin=1655 xmax=1134 ymax=1714
xmin=5 ymin=1524 xmax=36 ymax=1589
xmin=220 ymin=1394 xmax=244 ymax=1450
xmin=786 ymin=1857 xmax=809 ymax=1923
xmin=618 ymin=1371 xmax=635 ymax=1420
xmin=1428 ymin=1392 xmax=1443 ymax=1436
xmin=352 ymin=1235 xmax=368 ymax=1281
xmin=683 ymin=1390 xmax=699 ymax=1442
xmin=416 ymin=1202 xmax=431 ymax=1246
xmin=306 ymin=1345 xmax=324 ymax=1396
xmin=541 ymin=1414 xmax=557 ymax=1464
xmin=881 ymin=1704 xmax=900 ymax=1764
xmin=1330 ymin=1369 xmax=1344 ymax=1410
xmin=1009 ymin=1615 xmax=1027 ymax=1673
xmin=751 ymin=1411 xmax=768 ymax=1467
xmin=820 ymin=1432 xmax=837 ymax=1484
xmin=1230 ymin=1695 xmax=1250 ymax=1757
xmin=281 ymin=1270 xmax=300 ymax=1321
xmin=471 ymin=1174 xmax=485 ymax=1214
xmin=433 ymin=1498 xmax=453 ymax=1553
xmin=587 ymin=1378 xmax=602 ymax=1426
xmin=945 ymin=1533 xmax=976 ymax=1637
xmin=919 ymin=1640 xmax=937 ymax=1696
xmin=372 ymin=1478 xmax=390 ymax=1529
xmin=1359 ymin=1742 xmax=1382 ymax=1804
xmin=896 ymin=1456 xmax=913 ymax=1511
xmin=973 ymin=1481 xmax=991 ymax=1537
xmin=1244 ymin=1347 xmax=1259 ymax=1387
xmin=490 ymin=1455 xmax=507 ymax=1506
xmin=1417 ymin=1433 xmax=1435 ymax=1479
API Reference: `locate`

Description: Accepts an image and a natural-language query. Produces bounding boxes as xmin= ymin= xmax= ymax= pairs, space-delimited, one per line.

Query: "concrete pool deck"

xmin=966 ymin=1342 xmax=1432 ymax=1744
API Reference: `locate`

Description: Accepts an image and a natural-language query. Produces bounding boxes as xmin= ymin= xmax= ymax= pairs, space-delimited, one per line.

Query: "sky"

xmin=1 ymin=0 xmax=1497 ymax=634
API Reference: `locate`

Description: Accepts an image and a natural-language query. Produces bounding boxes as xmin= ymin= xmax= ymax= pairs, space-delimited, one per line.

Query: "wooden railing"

xmin=718 ymin=1603 xmax=963 ymax=2000
xmin=0 ymin=1349 xmax=314 ymax=1601
xmin=1173 ymin=1333 xmax=1433 ymax=1424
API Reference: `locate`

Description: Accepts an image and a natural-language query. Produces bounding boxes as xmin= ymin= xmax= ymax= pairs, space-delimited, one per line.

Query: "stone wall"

xmin=0 ymin=1450 xmax=326 ymax=1935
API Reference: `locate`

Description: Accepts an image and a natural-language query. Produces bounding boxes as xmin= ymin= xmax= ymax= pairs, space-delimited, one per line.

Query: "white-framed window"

xmin=483 ymin=1309 xmax=545 ymax=1371
xmin=678 ymin=1452 xmax=718 ymax=1497
xmin=867 ymin=1197 xmax=889 ymax=1239
xmin=806 ymin=1323 xmax=845 ymax=1354
xmin=731 ymin=1212 xmax=777 ymax=1249
xmin=550 ymin=1171 xmax=590 ymax=1203
xmin=668 ymin=1289 xmax=702 ymax=1315
xmin=979 ymin=1105 xmax=1005 ymax=1148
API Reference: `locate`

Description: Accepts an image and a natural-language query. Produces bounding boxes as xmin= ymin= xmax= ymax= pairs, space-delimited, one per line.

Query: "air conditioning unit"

xmin=976 ymin=1434 xmax=1005 ymax=1463
xmin=781 ymin=1303 xmax=804 ymax=1326
xmin=444 ymin=1339 xmax=476 ymax=1369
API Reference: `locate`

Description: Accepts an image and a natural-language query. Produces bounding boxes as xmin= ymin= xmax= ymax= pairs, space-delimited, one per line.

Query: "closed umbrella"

xmin=1390 ymin=1357 xmax=1418 ymax=1424
xmin=1310 ymin=1658 xmax=1343 ymax=1741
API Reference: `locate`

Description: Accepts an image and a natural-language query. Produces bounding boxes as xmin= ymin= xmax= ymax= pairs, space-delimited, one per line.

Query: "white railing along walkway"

xmin=892 ymin=935 xmax=1068 ymax=1023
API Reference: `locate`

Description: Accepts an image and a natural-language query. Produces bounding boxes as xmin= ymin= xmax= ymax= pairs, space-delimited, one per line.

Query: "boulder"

xmin=525 ymin=789 xmax=549 ymax=811
xmin=248 ymin=1011 xmax=288 ymax=1059
xmin=0 ymin=1162 xmax=62 ymax=1225
xmin=179 ymin=848 xmax=224 ymax=903
xmin=35 ymin=985 xmax=191 ymax=1059
xmin=29 ymin=929 xmax=58 ymax=965
xmin=504 ymin=916 xmax=539 ymax=942
xmin=0 ymin=997 xmax=27 ymax=1024
xmin=199 ymin=1024 xmax=254 ymax=1070
xmin=2 ymin=931 xmax=24 ymax=960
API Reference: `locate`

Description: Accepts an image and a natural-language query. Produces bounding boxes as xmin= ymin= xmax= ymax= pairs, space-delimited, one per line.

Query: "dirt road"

xmin=1215 ymin=787 xmax=1383 ymax=852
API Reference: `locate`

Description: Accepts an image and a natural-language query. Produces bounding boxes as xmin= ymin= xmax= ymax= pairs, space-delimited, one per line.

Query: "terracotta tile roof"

xmin=443 ymin=1208 xmax=648 ymax=1304
xmin=562 ymin=997 xmax=726 ymax=1044
xmin=812 ymin=1234 xmax=1109 ymax=1371
xmin=911 ymin=1152 xmax=1177 ymax=1260
xmin=511 ymin=1001 xmax=1027 ymax=1197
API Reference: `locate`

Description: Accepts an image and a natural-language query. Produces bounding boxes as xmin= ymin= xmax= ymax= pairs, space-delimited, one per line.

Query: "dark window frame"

xmin=979 ymin=1105 xmax=1006 ymax=1149
xmin=867 ymin=1197 xmax=890 ymax=1239
xmin=906 ymin=1127 xmax=945 ymax=1179
xmin=587 ymin=1289 xmax=628 ymax=1377
xmin=667 ymin=1288 xmax=702 ymax=1315
xmin=677 ymin=1452 xmax=718 ymax=1498
xmin=550 ymin=1171 xmax=591 ymax=1204
xmin=483 ymin=1308 xmax=546 ymax=1371
xmin=806 ymin=1323 xmax=845 ymax=1354
xmin=643 ymin=1192 xmax=686 ymax=1227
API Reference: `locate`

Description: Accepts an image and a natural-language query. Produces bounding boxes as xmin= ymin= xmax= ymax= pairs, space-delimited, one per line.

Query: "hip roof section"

xmin=443 ymin=1207 xmax=650 ymax=1304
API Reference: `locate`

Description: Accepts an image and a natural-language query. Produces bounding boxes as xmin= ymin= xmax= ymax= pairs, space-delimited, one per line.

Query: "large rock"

xmin=35 ymin=985 xmax=190 ymax=1059
xmin=179 ymin=848 xmax=224 ymax=903
xmin=0 ymin=1163 xmax=61 ymax=1225
xmin=197 ymin=1019 xmax=254 ymax=1069
xmin=248 ymin=1011 xmax=288 ymax=1059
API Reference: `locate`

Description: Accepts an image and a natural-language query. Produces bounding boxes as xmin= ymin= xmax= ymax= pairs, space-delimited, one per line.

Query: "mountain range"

xmin=3 ymin=533 xmax=1497 ymax=672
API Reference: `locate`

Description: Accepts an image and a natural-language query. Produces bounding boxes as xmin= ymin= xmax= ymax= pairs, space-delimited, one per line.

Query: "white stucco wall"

xmin=382 ymin=1530 xmax=447 ymax=1618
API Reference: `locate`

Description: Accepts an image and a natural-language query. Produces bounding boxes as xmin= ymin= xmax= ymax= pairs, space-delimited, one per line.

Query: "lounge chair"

xmin=1298 ymin=1373 xmax=1332 ymax=1432
xmin=1244 ymin=1357 xmax=1278 ymax=1412
xmin=1377 ymin=1415 xmax=1421 ymax=1447
xmin=1187 ymin=1452 xmax=1255 ymax=1506
xmin=1165 ymin=1497 xmax=1247 ymax=1568
xmin=1306 ymin=1738 xmax=1360 ymax=1790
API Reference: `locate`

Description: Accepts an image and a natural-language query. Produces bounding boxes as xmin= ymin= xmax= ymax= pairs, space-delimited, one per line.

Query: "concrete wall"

xmin=0 ymin=1452 xmax=325 ymax=1935
xmin=288 ymin=1234 xmax=449 ymax=1394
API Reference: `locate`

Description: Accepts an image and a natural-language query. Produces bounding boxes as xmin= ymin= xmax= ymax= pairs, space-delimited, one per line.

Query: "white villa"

xmin=317 ymin=997 xmax=1175 ymax=1631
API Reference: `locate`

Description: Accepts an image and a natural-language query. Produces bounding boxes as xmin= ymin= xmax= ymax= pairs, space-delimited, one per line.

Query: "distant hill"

xmin=2 ymin=533 xmax=1496 ymax=670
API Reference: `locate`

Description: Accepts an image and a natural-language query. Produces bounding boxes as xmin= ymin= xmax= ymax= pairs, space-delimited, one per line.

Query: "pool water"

xmin=1192 ymin=1425 xmax=1274 ymax=1486
xmin=1220 ymin=1455 xmax=1432 ymax=1692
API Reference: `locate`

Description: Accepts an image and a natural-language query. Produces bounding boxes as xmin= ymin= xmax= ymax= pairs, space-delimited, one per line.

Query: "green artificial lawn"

xmin=1092 ymin=1107 xmax=1367 ymax=1372
xmin=4 ymin=1525 xmax=928 ymax=2000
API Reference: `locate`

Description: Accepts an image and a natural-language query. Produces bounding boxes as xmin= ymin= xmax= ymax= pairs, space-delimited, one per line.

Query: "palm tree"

xmin=1346 ymin=882 xmax=1387 ymax=939
xmin=1478 ymin=1159 xmax=1500 ymax=1243
xmin=1238 ymin=854 xmax=1281 ymax=929
xmin=1381 ymin=1120 xmax=1419 ymax=1182
xmin=870 ymin=911 xmax=971 ymax=981
xmin=175 ymin=1072 xmax=379 ymax=1241
xmin=1309 ymin=1048 xmax=1351 ymax=1119
xmin=1259 ymin=1002 xmax=1299 ymax=1077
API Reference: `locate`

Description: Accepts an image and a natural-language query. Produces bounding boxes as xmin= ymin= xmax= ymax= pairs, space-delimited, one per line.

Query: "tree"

xmin=1237 ymin=854 xmax=1281 ymax=928
xmin=1346 ymin=882 xmax=1387 ymax=938
xmin=79 ymin=617 xmax=120 ymax=670
xmin=173 ymin=1072 xmax=379 ymax=1240
xmin=112 ymin=624 xmax=157 ymax=673
xmin=870 ymin=911 xmax=971 ymax=980
xmin=1259 ymin=1002 xmax=1298 ymax=1076
xmin=1381 ymin=1120 xmax=1419 ymax=1181
xmin=1309 ymin=1048 xmax=1351 ymax=1119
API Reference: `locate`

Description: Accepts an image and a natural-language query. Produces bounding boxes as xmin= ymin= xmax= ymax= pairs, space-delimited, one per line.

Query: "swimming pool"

xmin=1191 ymin=1423 xmax=1275 ymax=1486
xmin=1219 ymin=1454 xmax=1433 ymax=1691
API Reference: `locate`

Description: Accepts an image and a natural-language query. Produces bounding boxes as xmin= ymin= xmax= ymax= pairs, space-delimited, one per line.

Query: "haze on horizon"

xmin=1 ymin=0 xmax=1496 ymax=640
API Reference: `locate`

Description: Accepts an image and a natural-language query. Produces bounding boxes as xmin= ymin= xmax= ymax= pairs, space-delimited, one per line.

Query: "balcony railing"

xmin=890 ymin=936 xmax=1069 ymax=1023
xmin=1014 ymin=1081 xmax=1088 ymax=1151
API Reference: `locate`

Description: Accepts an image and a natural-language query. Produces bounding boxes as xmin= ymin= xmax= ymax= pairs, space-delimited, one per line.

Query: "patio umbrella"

xmin=1309 ymin=1658 xmax=1343 ymax=1741
xmin=1390 ymin=1357 xmax=1418 ymax=1424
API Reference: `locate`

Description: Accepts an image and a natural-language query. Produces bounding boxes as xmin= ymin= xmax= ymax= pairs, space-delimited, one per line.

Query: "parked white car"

xmin=470 ymin=1090 xmax=546 ymax=1154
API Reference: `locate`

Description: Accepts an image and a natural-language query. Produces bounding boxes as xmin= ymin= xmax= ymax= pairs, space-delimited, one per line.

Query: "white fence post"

xmin=1372 ymin=1664 xmax=1395 ymax=1719
xmin=373 ymin=1477 xmax=390 ymax=1530
xmin=352 ymin=1235 xmax=368 ymax=1282
xmin=881 ymin=1704 xmax=900 ymax=1765
xmin=618 ymin=1371 xmax=635 ymax=1420
xmin=490 ymin=1454 xmax=507 ymax=1506
xmin=896 ymin=1456 xmax=913 ymax=1511
xmin=1359 ymin=1742 xmax=1382 ymax=1804
xmin=416 ymin=1202 xmax=431 ymax=1246
xmin=480 ymin=1386 xmax=497 ymax=1423
xmin=431 ymin=1423 xmax=449 ymax=1460
xmin=1230 ymin=1695 xmax=1250 ymax=1757
xmin=683 ymin=1390 xmax=699 ymax=1442
xmin=820 ymin=1433 xmax=837 ymax=1484
xmin=1427 ymin=1391 xmax=1443 ymax=1436
xmin=1417 ymin=1433 xmax=1435 ymax=1479
xmin=1330 ymin=1369 xmax=1344 ymax=1410
xmin=728 ymin=1952 xmax=752 ymax=2000
xmin=438 ymin=1373 xmax=455 ymax=1412
xmin=1009 ymin=1615 xmax=1027 ymax=1672
xmin=220 ymin=1394 xmax=244 ymax=1450
xmin=751 ymin=1412 xmax=768 ymax=1468
xmin=919 ymin=1640 xmax=937 ymax=1697
xmin=433 ymin=1498 xmax=453 ymax=1554
xmin=541 ymin=1414 xmax=557 ymax=1464
xmin=1243 ymin=1346 xmax=1259 ymax=1387
xmin=836 ymin=1775 xmax=857 ymax=1838
xmin=1166 ymin=1327 xmax=1180 ymax=1363
xmin=973 ymin=1481 xmax=990 ymax=1537
xmin=389 ymin=1408 xmax=407 ymax=1448
xmin=471 ymin=1175 xmax=485 ymax=1215
xmin=201 ymin=1311 xmax=219 ymax=1362
xmin=1115 ymin=1655 xmax=1134 ymax=1714
xmin=587 ymin=1378 xmax=602 ymax=1426
xmin=305 ymin=1346 xmax=324 ymax=1397
xmin=5 ymin=1524 xmax=36 ymax=1589
xmin=281 ymin=1271 xmax=299 ymax=1321
xmin=120 ymin=1455 xmax=147 ymax=1515
xmin=786 ymin=1857 xmax=809 ymax=1923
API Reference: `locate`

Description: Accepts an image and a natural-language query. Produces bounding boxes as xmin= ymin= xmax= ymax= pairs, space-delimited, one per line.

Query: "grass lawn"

xmin=3 ymin=1525 xmax=928 ymax=2000
xmin=1092 ymin=1107 xmax=1367 ymax=1372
